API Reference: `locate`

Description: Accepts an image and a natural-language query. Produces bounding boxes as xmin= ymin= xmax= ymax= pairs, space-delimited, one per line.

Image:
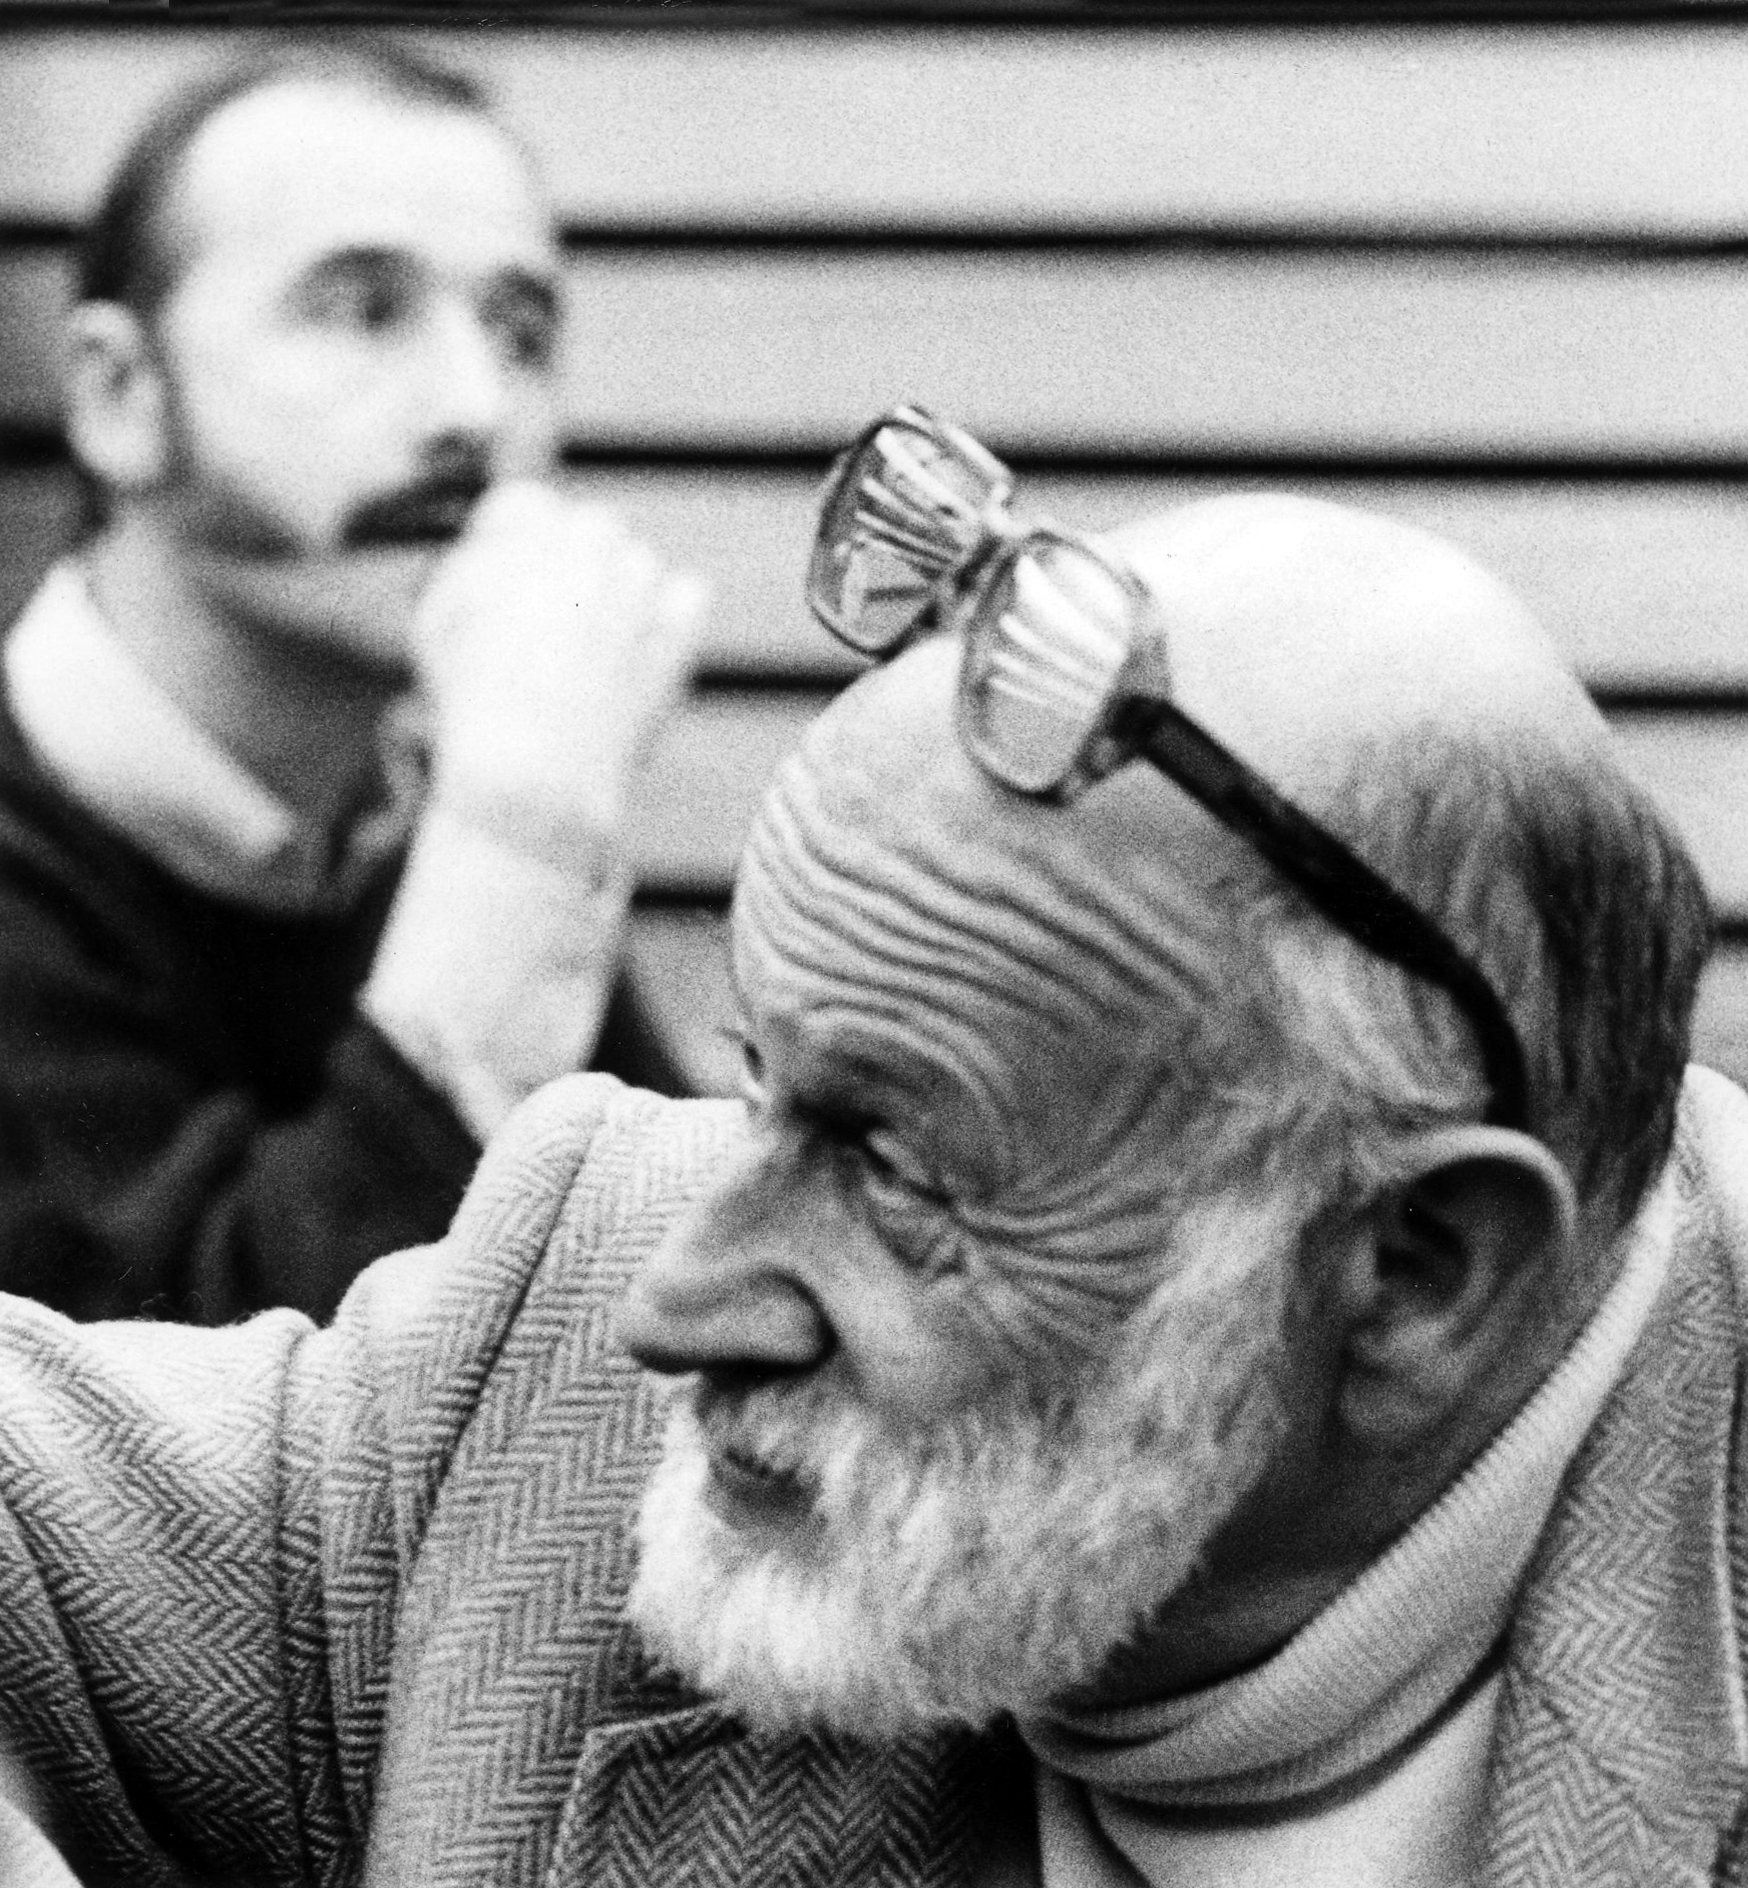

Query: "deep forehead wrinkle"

xmin=734 ymin=720 xmax=1240 ymax=1204
xmin=738 ymin=771 xmax=1254 ymax=1323
xmin=743 ymin=735 xmax=1230 ymax=1038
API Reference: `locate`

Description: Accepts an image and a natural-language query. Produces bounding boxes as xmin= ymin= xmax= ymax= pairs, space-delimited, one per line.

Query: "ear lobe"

xmin=1338 ymin=1127 xmax=1577 ymax=1451
xmin=63 ymin=301 xmax=170 ymax=495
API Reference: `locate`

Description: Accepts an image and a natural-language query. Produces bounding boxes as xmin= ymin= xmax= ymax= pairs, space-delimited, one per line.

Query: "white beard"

xmin=627 ymin=1187 xmax=1297 ymax=1740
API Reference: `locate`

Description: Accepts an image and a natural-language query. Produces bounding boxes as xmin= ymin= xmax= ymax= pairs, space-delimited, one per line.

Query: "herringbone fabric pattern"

xmin=1479 ymin=1067 xmax=1748 ymax=1886
xmin=360 ymin=1080 xmax=746 ymax=1887
xmin=0 ymin=1301 xmax=319 ymax=1886
xmin=547 ymin=1706 xmax=986 ymax=1888
xmin=0 ymin=1072 xmax=739 ymax=1888
xmin=0 ymin=1069 xmax=1743 ymax=1885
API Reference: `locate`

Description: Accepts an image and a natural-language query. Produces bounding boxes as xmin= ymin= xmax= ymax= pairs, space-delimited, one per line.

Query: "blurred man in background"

xmin=0 ymin=38 xmax=703 ymax=1321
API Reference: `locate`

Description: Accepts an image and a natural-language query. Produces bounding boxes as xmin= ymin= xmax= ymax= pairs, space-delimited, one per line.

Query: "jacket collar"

xmin=4 ymin=560 xmax=418 ymax=916
xmin=553 ymin=1074 xmax=1748 ymax=1888
xmin=1478 ymin=1076 xmax=1748 ymax=1885
xmin=545 ymin=1624 xmax=1029 ymax=1888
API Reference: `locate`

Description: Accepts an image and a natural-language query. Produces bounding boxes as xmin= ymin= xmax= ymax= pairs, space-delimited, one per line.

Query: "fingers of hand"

xmin=416 ymin=487 xmax=707 ymax=783
xmin=645 ymin=569 xmax=713 ymax=702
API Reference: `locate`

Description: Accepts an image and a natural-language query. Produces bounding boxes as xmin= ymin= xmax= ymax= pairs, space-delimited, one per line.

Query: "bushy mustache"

xmin=685 ymin=1366 xmax=1066 ymax=1537
xmin=341 ymin=466 xmax=490 ymax=548
xmin=689 ymin=1376 xmax=837 ymax=1500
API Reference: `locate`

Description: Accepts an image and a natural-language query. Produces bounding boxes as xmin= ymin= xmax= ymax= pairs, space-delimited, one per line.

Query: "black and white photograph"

xmin=0 ymin=0 xmax=1743 ymax=1881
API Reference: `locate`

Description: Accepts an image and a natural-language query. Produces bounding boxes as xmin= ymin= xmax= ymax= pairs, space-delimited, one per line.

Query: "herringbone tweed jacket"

xmin=0 ymin=1069 xmax=1745 ymax=1888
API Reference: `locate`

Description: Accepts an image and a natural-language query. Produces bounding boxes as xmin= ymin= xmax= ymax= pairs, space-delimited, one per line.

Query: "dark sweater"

xmin=0 ymin=674 xmax=688 ymax=1327
xmin=0 ymin=681 xmax=488 ymax=1324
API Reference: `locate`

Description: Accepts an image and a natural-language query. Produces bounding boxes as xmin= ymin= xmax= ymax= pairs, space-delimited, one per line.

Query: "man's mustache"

xmin=341 ymin=469 xmax=491 ymax=549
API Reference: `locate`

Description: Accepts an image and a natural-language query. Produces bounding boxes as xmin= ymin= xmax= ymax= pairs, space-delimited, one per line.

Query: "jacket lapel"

xmin=1478 ymin=1150 xmax=1748 ymax=1886
xmin=543 ymin=1696 xmax=1016 ymax=1888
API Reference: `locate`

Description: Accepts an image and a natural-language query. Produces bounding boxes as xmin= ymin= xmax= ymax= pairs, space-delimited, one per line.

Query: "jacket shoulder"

xmin=346 ymin=1073 xmax=743 ymax=1474
xmin=355 ymin=1076 xmax=746 ymax=1884
xmin=1674 ymin=1065 xmax=1748 ymax=1309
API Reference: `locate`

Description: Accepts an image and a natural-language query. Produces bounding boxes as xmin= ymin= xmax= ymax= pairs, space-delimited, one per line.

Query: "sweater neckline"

xmin=4 ymin=561 xmax=419 ymax=918
xmin=1018 ymin=1163 xmax=1675 ymax=1810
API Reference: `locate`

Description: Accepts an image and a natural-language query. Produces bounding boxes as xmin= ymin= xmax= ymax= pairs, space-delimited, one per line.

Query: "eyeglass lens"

xmin=960 ymin=539 xmax=1142 ymax=796
xmin=810 ymin=416 xmax=1010 ymax=654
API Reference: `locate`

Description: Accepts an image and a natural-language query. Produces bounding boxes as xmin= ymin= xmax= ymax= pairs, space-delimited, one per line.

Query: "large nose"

xmin=617 ymin=1131 xmax=838 ymax=1377
xmin=419 ymin=296 xmax=510 ymax=444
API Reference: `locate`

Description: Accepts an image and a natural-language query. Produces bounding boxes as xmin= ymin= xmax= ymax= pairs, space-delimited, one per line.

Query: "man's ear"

xmin=63 ymin=301 xmax=170 ymax=495
xmin=1333 ymin=1126 xmax=1577 ymax=1454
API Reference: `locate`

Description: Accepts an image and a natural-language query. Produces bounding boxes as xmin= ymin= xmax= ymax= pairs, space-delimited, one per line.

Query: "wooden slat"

xmin=628 ymin=693 xmax=1748 ymax=921
xmin=1608 ymin=715 xmax=1748 ymax=918
xmin=13 ymin=25 xmax=1748 ymax=237
xmin=1693 ymin=948 xmax=1748 ymax=1097
xmin=627 ymin=907 xmax=742 ymax=1098
xmin=8 ymin=462 xmax=1748 ymax=694
xmin=474 ymin=249 xmax=1748 ymax=460
xmin=8 ymin=533 xmax=1739 ymax=925
xmin=631 ymin=910 xmax=1748 ymax=1102
xmin=13 ymin=242 xmax=1748 ymax=458
xmin=564 ymin=468 xmax=1748 ymax=692
xmin=629 ymin=692 xmax=821 ymax=889
xmin=0 ymin=249 xmax=67 ymax=433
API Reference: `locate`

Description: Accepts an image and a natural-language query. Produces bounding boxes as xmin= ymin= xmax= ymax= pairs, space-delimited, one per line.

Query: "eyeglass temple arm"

xmin=1116 ymin=698 xmax=1530 ymax=1132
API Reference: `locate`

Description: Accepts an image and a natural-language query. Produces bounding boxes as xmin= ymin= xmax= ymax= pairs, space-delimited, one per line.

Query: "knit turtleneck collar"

xmin=1018 ymin=1162 xmax=1676 ymax=1812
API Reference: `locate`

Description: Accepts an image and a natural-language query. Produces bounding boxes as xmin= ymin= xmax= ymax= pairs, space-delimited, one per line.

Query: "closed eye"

xmin=863 ymin=1125 xmax=945 ymax=1199
xmin=715 ymin=1024 xmax=765 ymax=1108
xmin=856 ymin=1134 xmax=968 ymax=1277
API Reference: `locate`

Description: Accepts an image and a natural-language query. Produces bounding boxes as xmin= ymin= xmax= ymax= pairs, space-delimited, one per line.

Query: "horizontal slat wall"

xmin=13 ymin=27 xmax=1748 ymax=236
xmin=8 ymin=470 xmax=1748 ymax=907
xmin=15 ymin=244 xmax=1748 ymax=458
xmin=12 ymin=464 xmax=1748 ymax=694
xmin=576 ymin=470 xmax=1748 ymax=691
xmin=6 ymin=20 xmax=1748 ymax=1099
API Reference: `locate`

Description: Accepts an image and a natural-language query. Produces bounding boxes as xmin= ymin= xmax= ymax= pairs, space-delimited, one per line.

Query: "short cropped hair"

xmin=79 ymin=36 xmax=487 ymax=316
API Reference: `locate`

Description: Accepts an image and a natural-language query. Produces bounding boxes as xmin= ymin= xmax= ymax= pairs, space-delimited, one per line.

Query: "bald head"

xmin=1110 ymin=492 xmax=1612 ymax=808
xmin=737 ymin=492 xmax=1709 ymax=1239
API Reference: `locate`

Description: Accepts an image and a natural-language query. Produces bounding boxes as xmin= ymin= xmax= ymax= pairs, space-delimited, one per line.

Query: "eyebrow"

xmin=292 ymin=247 xmax=562 ymax=312
xmin=296 ymin=244 xmax=410 ymax=285
xmin=491 ymin=265 xmax=560 ymax=319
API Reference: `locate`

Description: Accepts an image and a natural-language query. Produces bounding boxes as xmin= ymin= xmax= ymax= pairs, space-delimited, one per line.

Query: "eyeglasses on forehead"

xmin=805 ymin=404 xmax=1530 ymax=1134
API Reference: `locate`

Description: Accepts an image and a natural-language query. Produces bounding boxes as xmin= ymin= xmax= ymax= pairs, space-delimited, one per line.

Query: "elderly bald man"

xmin=0 ymin=418 xmax=1734 ymax=1888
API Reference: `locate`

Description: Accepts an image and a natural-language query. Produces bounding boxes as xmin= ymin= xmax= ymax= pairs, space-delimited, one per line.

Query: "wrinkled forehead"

xmin=731 ymin=639 xmax=1235 ymax=1083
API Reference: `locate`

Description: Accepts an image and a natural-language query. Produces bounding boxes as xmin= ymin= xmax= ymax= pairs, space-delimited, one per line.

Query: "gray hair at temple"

xmin=1212 ymin=699 xmax=1709 ymax=1265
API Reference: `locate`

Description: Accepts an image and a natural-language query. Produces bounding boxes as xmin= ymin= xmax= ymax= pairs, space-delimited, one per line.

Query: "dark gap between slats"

xmin=22 ymin=219 xmax=1748 ymax=258
xmin=7 ymin=3 xmax=1748 ymax=31
xmin=13 ymin=428 xmax=1748 ymax=482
